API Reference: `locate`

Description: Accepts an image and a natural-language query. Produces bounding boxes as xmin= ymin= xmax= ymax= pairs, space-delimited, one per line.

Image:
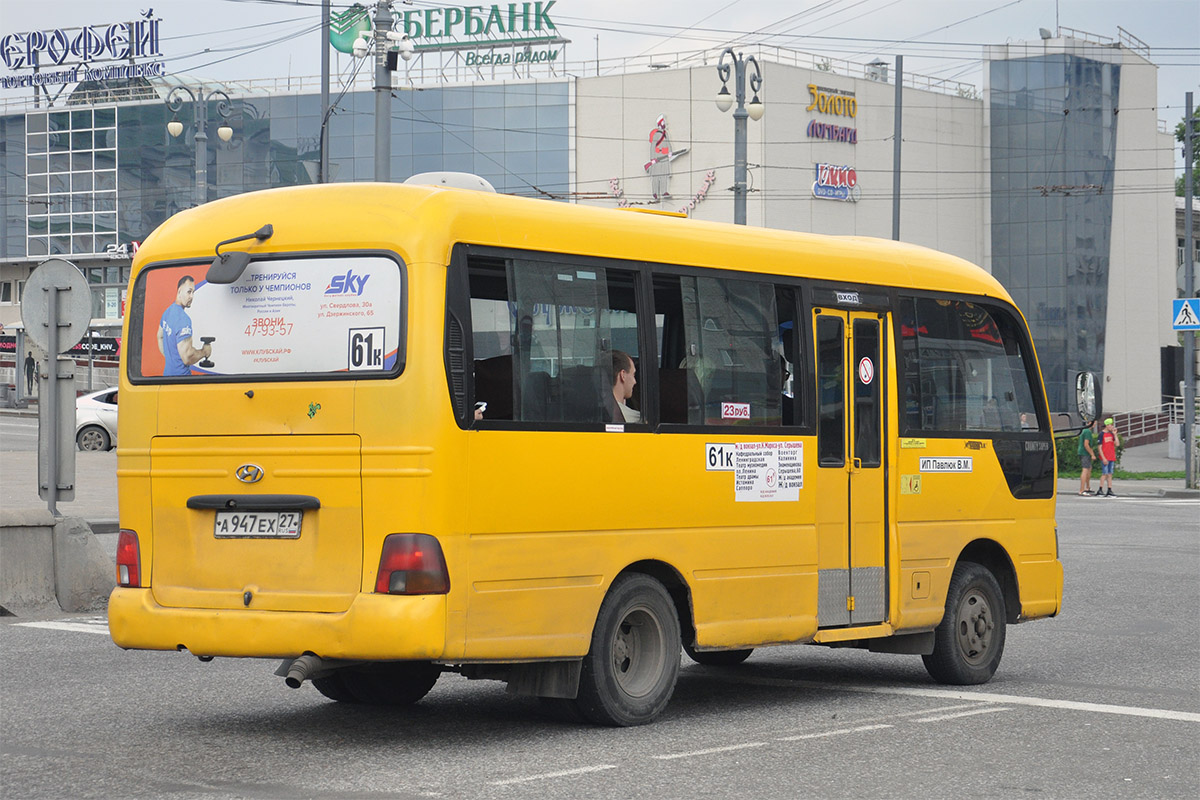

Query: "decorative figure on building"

xmin=644 ymin=115 xmax=689 ymax=202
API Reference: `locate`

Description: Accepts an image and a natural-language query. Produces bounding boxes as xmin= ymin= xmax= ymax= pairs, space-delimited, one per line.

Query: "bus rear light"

xmin=116 ymin=529 xmax=141 ymax=587
xmin=375 ymin=533 xmax=450 ymax=595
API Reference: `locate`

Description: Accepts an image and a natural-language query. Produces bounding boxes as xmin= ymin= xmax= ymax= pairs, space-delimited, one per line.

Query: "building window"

xmin=26 ymin=107 xmax=119 ymax=257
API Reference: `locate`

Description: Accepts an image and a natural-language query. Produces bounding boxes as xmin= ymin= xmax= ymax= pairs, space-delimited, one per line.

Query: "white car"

xmin=76 ymin=387 xmax=118 ymax=451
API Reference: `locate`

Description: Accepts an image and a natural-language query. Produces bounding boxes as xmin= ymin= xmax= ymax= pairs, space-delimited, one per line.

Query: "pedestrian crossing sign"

xmin=1172 ymin=298 xmax=1200 ymax=331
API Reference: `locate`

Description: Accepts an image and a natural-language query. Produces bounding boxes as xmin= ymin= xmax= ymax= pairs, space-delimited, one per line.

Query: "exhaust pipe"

xmin=283 ymin=654 xmax=324 ymax=688
xmin=276 ymin=654 xmax=365 ymax=688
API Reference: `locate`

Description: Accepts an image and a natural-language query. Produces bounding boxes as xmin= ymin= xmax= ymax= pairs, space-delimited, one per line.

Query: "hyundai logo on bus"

xmin=813 ymin=163 xmax=861 ymax=202
xmin=236 ymin=464 xmax=265 ymax=484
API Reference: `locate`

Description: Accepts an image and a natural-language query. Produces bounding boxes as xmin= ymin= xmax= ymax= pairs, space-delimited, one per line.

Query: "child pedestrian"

xmin=1077 ymin=420 xmax=1098 ymax=495
xmin=1097 ymin=417 xmax=1121 ymax=497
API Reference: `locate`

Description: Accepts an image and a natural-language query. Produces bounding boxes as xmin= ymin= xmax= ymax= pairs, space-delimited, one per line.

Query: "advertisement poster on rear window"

xmin=133 ymin=256 xmax=402 ymax=378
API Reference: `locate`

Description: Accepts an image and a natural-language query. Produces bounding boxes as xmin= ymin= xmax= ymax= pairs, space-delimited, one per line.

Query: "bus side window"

xmin=468 ymin=255 xmax=644 ymax=427
xmin=664 ymin=274 xmax=783 ymax=426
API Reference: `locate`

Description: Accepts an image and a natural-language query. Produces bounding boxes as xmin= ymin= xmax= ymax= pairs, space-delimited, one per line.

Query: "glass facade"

xmin=989 ymin=55 xmax=1120 ymax=410
xmin=0 ymin=80 xmax=571 ymax=263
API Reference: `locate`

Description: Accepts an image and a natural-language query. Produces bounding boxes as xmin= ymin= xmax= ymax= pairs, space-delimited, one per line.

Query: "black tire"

xmin=575 ymin=573 xmax=681 ymax=727
xmin=312 ymin=672 xmax=359 ymax=703
xmin=318 ymin=662 xmax=441 ymax=705
xmin=923 ymin=562 xmax=1007 ymax=685
xmin=77 ymin=425 xmax=110 ymax=452
xmin=684 ymin=642 xmax=753 ymax=666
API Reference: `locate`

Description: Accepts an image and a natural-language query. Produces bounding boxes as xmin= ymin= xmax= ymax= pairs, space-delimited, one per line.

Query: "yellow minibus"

xmin=109 ymin=181 xmax=1063 ymax=726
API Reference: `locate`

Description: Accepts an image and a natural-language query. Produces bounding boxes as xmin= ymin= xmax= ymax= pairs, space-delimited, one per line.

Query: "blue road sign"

xmin=1172 ymin=298 xmax=1200 ymax=330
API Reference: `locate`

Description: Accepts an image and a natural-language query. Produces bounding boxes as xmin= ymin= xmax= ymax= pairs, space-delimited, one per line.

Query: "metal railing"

xmin=1112 ymin=397 xmax=1200 ymax=441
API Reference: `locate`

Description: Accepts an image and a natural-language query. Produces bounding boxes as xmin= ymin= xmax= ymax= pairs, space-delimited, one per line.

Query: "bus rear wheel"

xmin=922 ymin=562 xmax=1006 ymax=685
xmin=684 ymin=643 xmax=753 ymax=666
xmin=575 ymin=573 xmax=681 ymax=726
xmin=314 ymin=662 xmax=441 ymax=705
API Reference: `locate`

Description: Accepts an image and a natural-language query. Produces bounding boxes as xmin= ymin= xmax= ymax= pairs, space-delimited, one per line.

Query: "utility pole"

xmin=320 ymin=0 xmax=330 ymax=183
xmin=1184 ymin=91 xmax=1196 ymax=488
xmin=892 ymin=55 xmax=903 ymax=241
xmin=373 ymin=0 xmax=393 ymax=182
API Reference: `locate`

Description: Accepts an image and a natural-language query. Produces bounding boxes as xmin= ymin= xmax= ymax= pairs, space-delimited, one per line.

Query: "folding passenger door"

xmin=813 ymin=305 xmax=888 ymax=627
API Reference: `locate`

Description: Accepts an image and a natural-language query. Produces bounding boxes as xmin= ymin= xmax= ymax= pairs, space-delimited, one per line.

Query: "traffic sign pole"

xmin=21 ymin=258 xmax=90 ymax=516
xmin=1184 ymin=92 xmax=1195 ymax=488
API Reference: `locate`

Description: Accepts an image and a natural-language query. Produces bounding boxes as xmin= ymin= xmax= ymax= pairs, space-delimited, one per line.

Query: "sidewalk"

xmin=1058 ymin=438 xmax=1197 ymax=499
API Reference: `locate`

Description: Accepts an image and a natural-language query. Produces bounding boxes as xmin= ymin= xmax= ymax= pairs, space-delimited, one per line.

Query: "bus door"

xmin=813 ymin=308 xmax=887 ymax=627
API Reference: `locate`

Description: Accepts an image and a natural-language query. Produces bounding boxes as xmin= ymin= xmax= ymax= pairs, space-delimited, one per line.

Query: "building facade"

xmin=0 ymin=30 xmax=1182 ymax=415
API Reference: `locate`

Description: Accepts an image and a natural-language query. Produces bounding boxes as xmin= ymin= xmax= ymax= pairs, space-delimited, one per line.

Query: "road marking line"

xmin=490 ymin=765 xmax=617 ymax=786
xmin=914 ymin=707 xmax=1011 ymax=723
xmin=777 ymin=723 xmax=892 ymax=741
xmin=15 ymin=621 xmax=110 ymax=635
xmin=652 ymin=742 xmax=768 ymax=761
xmin=720 ymin=676 xmax=1200 ymax=723
xmin=884 ymin=703 xmax=986 ymax=718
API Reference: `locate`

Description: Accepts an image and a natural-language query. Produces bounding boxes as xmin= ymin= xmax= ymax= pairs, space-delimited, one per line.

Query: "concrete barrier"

xmin=0 ymin=508 xmax=115 ymax=615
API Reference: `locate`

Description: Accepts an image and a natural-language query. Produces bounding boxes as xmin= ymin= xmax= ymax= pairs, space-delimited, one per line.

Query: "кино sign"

xmin=812 ymin=163 xmax=860 ymax=202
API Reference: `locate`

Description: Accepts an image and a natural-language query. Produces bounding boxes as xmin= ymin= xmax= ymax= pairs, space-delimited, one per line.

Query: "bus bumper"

xmin=107 ymin=588 xmax=447 ymax=660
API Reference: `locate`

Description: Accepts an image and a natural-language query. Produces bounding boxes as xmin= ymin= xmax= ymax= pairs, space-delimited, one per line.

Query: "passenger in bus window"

xmin=611 ymin=350 xmax=641 ymax=423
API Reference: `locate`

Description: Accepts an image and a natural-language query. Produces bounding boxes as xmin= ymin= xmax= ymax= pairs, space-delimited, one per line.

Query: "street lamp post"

xmin=372 ymin=1 xmax=394 ymax=182
xmin=715 ymin=48 xmax=764 ymax=225
xmin=166 ymin=86 xmax=234 ymax=207
xmin=350 ymin=2 xmax=415 ymax=183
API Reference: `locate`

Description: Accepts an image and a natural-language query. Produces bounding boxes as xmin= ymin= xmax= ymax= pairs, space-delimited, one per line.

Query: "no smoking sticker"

xmin=858 ymin=356 xmax=874 ymax=385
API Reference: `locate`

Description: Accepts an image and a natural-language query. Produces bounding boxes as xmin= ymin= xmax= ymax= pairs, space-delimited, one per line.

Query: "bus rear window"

xmin=127 ymin=255 xmax=404 ymax=381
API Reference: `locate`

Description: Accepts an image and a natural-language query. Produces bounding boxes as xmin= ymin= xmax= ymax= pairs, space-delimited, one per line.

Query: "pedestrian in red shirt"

xmin=1097 ymin=417 xmax=1121 ymax=497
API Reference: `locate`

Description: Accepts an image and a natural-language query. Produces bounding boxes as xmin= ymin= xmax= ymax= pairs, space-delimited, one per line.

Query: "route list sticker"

xmin=734 ymin=441 xmax=803 ymax=502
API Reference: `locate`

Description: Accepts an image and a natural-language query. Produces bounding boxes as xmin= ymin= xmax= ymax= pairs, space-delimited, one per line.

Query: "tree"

xmin=1177 ymin=107 xmax=1199 ymax=197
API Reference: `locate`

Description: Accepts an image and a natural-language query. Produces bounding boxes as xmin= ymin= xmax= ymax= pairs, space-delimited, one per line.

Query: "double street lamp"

xmin=166 ymin=86 xmax=234 ymax=207
xmin=715 ymin=49 xmax=764 ymax=225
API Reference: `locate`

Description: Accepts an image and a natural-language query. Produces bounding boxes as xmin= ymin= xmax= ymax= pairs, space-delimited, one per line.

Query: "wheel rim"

xmin=610 ymin=604 xmax=666 ymax=698
xmin=954 ymin=589 xmax=995 ymax=666
xmin=80 ymin=429 xmax=105 ymax=451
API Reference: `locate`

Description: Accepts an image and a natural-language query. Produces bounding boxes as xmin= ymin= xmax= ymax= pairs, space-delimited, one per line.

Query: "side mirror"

xmin=1075 ymin=371 xmax=1097 ymax=425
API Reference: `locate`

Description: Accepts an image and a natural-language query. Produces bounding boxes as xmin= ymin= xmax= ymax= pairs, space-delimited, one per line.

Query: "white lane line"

xmin=652 ymin=742 xmax=769 ymax=761
xmin=914 ymin=707 xmax=1011 ymax=723
xmin=777 ymin=723 xmax=892 ymax=741
xmin=725 ymin=676 xmax=1200 ymax=723
xmin=490 ymin=765 xmax=617 ymax=786
xmin=15 ymin=621 xmax=110 ymax=635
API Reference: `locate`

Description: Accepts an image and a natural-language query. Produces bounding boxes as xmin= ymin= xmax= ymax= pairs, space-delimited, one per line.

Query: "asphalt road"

xmin=2 ymin=486 xmax=1197 ymax=799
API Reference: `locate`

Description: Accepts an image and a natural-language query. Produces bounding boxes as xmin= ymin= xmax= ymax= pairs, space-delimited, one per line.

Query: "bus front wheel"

xmin=922 ymin=562 xmax=1006 ymax=685
xmin=575 ymin=573 xmax=681 ymax=726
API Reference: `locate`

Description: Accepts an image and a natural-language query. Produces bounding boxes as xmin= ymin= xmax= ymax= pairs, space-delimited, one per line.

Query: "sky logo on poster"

xmin=325 ymin=270 xmax=370 ymax=296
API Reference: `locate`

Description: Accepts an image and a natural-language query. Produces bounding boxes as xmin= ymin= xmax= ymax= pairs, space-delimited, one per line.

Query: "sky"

xmin=2 ymin=0 xmax=1197 ymax=158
